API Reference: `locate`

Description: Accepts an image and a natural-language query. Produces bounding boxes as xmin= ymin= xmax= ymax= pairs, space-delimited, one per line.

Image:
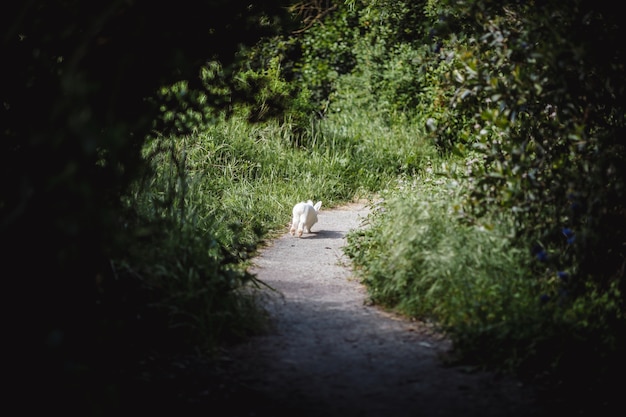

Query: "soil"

xmin=126 ymin=201 xmax=598 ymax=417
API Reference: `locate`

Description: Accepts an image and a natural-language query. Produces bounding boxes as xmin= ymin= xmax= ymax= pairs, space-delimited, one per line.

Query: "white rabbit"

xmin=290 ymin=200 xmax=322 ymax=237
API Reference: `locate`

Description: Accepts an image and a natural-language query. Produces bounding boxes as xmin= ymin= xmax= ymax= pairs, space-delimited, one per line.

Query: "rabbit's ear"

xmin=314 ymin=201 xmax=322 ymax=211
xmin=306 ymin=200 xmax=314 ymax=205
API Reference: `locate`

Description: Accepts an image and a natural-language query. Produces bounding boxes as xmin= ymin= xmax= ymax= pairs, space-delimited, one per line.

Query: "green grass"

xmin=345 ymin=168 xmax=536 ymax=312
xmin=343 ymin=160 xmax=625 ymax=401
xmin=120 ymin=108 xmax=439 ymax=353
xmin=344 ymin=168 xmax=545 ymax=366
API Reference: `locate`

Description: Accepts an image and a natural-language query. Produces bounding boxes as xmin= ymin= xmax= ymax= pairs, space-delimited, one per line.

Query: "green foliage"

xmin=300 ymin=0 xmax=465 ymax=146
xmin=292 ymin=2 xmax=360 ymax=108
xmin=346 ymin=0 xmax=434 ymax=115
xmin=345 ymin=164 xmax=624 ymax=390
xmin=358 ymin=0 xmax=429 ymax=44
xmin=340 ymin=0 xmax=625 ymax=397
xmin=345 ymin=169 xmax=542 ymax=338
xmin=322 ymin=72 xmax=439 ymax=181
xmin=119 ymin=109 xmax=430 ymax=352
xmin=430 ymin=0 xmax=626 ymax=334
xmin=233 ymin=56 xmax=311 ymax=124
xmin=155 ymin=61 xmax=234 ymax=134
xmin=119 ymin=134 xmax=272 ymax=353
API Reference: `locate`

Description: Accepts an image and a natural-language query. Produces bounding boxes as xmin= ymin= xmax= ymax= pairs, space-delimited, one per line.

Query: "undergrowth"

xmin=119 ymin=104 xmax=438 ymax=354
xmin=344 ymin=161 xmax=624 ymax=402
xmin=345 ymin=165 xmax=543 ymax=356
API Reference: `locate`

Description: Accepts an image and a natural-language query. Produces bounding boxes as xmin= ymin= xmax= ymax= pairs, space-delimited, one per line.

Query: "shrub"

xmin=346 ymin=171 xmax=542 ymax=339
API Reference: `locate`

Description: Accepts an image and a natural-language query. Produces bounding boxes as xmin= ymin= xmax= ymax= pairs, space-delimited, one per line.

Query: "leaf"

xmin=453 ymin=69 xmax=465 ymax=83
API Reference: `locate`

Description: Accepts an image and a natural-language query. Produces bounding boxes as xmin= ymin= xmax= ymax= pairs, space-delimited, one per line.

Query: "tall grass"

xmin=344 ymin=164 xmax=550 ymax=371
xmin=344 ymin=160 xmax=624 ymax=405
xmin=119 ymin=108 xmax=438 ymax=353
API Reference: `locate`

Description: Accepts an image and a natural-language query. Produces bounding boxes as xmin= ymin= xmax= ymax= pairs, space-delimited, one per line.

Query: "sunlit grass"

xmin=123 ymin=109 xmax=439 ymax=352
xmin=343 ymin=161 xmax=625 ymax=386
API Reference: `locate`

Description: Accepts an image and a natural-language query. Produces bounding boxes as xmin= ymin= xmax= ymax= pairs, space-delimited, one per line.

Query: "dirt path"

xmin=213 ymin=201 xmax=548 ymax=417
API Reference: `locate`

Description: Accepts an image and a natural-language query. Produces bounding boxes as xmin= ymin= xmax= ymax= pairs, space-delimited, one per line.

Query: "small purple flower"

xmin=540 ymin=294 xmax=550 ymax=304
xmin=562 ymin=228 xmax=575 ymax=244
xmin=557 ymin=271 xmax=569 ymax=281
xmin=535 ymin=249 xmax=548 ymax=262
xmin=532 ymin=244 xmax=548 ymax=262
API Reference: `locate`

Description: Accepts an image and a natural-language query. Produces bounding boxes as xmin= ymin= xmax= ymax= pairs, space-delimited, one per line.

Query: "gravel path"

xmin=216 ymin=201 xmax=548 ymax=417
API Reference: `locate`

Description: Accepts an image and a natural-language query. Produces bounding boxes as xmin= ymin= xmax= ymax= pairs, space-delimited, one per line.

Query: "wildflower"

xmin=540 ymin=294 xmax=550 ymax=304
xmin=532 ymin=244 xmax=548 ymax=262
xmin=562 ymin=228 xmax=575 ymax=244
xmin=557 ymin=271 xmax=569 ymax=281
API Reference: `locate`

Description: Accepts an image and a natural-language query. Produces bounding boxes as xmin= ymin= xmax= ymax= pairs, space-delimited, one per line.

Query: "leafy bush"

xmin=434 ymin=0 xmax=626 ymax=289
xmin=345 ymin=169 xmax=543 ymax=353
xmin=345 ymin=163 xmax=624 ymax=402
xmin=292 ymin=2 xmax=360 ymax=108
xmin=343 ymin=0 xmax=625 ymax=399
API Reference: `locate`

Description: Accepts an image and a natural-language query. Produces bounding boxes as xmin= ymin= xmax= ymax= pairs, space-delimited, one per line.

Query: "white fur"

xmin=289 ymin=200 xmax=322 ymax=237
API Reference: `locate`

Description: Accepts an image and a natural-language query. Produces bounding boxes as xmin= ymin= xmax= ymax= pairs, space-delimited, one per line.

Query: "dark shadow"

xmin=301 ymin=230 xmax=345 ymax=240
